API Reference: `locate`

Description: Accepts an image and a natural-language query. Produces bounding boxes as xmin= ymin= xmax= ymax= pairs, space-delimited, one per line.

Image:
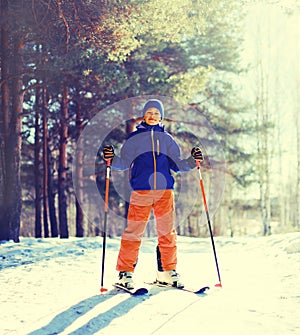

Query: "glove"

xmin=103 ymin=145 xmax=115 ymax=160
xmin=191 ymin=147 xmax=204 ymax=162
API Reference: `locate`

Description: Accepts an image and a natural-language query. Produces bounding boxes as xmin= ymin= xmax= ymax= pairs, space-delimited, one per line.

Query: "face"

xmin=144 ymin=107 xmax=161 ymax=125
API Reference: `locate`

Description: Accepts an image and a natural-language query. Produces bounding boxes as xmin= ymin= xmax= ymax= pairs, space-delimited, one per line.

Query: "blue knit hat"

xmin=142 ymin=99 xmax=164 ymax=120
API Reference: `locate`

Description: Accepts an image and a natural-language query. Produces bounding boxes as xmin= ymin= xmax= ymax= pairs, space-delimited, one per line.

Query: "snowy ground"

xmin=1 ymin=232 xmax=300 ymax=335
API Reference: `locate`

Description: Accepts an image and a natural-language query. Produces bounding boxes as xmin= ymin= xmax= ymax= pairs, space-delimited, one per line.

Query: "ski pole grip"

xmin=106 ymin=159 xmax=111 ymax=167
xmin=196 ymin=160 xmax=201 ymax=168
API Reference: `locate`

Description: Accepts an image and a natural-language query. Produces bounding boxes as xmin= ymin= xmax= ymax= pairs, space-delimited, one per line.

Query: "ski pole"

xmin=196 ymin=160 xmax=222 ymax=288
xmin=100 ymin=159 xmax=111 ymax=293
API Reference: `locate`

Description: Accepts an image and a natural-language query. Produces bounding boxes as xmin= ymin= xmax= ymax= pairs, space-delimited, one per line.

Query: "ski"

xmin=113 ymin=283 xmax=148 ymax=296
xmin=147 ymin=281 xmax=210 ymax=294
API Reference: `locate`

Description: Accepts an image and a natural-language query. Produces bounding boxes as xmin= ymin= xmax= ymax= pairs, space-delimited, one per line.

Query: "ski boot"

xmin=156 ymin=270 xmax=184 ymax=288
xmin=118 ymin=271 xmax=135 ymax=290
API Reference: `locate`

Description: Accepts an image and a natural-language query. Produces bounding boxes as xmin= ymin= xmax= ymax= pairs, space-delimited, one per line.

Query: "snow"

xmin=1 ymin=233 xmax=300 ymax=335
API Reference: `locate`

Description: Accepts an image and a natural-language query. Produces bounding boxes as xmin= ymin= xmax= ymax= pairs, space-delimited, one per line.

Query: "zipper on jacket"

xmin=151 ymin=128 xmax=157 ymax=189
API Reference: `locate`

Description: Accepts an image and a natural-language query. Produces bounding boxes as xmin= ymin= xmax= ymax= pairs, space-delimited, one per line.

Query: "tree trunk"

xmin=296 ymin=65 xmax=300 ymax=230
xmin=256 ymin=61 xmax=270 ymax=236
xmin=58 ymin=84 xmax=69 ymax=238
xmin=0 ymin=0 xmax=10 ymax=240
xmin=42 ymin=86 xmax=49 ymax=237
xmin=75 ymin=99 xmax=84 ymax=237
xmin=255 ymin=19 xmax=271 ymax=236
xmin=34 ymin=89 xmax=42 ymax=238
xmin=48 ymin=147 xmax=58 ymax=237
xmin=5 ymin=35 xmax=24 ymax=242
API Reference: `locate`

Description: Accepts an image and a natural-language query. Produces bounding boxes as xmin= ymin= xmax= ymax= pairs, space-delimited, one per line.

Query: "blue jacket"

xmin=112 ymin=122 xmax=195 ymax=190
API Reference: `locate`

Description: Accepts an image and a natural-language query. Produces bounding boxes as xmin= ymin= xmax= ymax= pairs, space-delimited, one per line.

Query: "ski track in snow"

xmin=0 ymin=233 xmax=300 ymax=335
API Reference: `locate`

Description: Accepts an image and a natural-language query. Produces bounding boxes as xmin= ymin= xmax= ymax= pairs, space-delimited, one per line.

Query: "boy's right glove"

xmin=103 ymin=145 xmax=115 ymax=160
xmin=191 ymin=147 xmax=204 ymax=162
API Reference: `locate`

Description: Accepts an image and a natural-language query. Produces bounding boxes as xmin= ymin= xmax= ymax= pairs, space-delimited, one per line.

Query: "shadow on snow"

xmin=27 ymin=289 xmax=153 ymax=335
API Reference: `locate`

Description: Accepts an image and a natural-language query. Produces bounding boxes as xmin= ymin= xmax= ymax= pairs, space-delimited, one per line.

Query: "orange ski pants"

xmin=116 ymin=190 xmax=177 ymax=272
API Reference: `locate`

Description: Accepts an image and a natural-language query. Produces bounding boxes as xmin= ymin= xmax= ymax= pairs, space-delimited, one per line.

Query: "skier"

xmin=102 ymin=99 xmax=203 ymax=289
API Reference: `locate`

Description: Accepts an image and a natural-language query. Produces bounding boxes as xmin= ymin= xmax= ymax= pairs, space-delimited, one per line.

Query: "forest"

xmin=0 ymin=0 xmax=299 ymax=242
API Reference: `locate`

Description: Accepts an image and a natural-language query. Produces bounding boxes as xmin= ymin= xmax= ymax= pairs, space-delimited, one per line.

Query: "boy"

xmin=103 ymin=99 xmax=203 ymax=289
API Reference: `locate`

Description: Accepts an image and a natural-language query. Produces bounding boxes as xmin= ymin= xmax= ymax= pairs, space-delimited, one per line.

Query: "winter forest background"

xmin=0 ymin=0 xmax=300 ymax=243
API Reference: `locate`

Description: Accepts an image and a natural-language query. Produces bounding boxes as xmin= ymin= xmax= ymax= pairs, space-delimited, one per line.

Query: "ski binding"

xmin=113 ymin=283 xmax=148 ymax=296
xmin=148 ymin=280 xmax=210 ymax=294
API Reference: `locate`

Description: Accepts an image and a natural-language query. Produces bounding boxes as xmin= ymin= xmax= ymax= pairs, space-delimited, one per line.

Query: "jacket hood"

xmin=136 ymin=121 xmax=165 ymax=132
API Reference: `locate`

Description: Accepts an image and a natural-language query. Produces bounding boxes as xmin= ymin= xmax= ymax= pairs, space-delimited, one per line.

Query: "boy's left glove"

xmin=103 ymin=145 xmax=115 ymax=160
xmin=191 ymin=147 xmax=204 ymax=162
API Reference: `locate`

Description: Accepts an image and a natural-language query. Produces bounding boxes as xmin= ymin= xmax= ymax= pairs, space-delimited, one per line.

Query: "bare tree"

xmin=295 ymin=38 xmax=300 ymax=230
xmin=254 ymin=13 xmax=271 ymax=236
